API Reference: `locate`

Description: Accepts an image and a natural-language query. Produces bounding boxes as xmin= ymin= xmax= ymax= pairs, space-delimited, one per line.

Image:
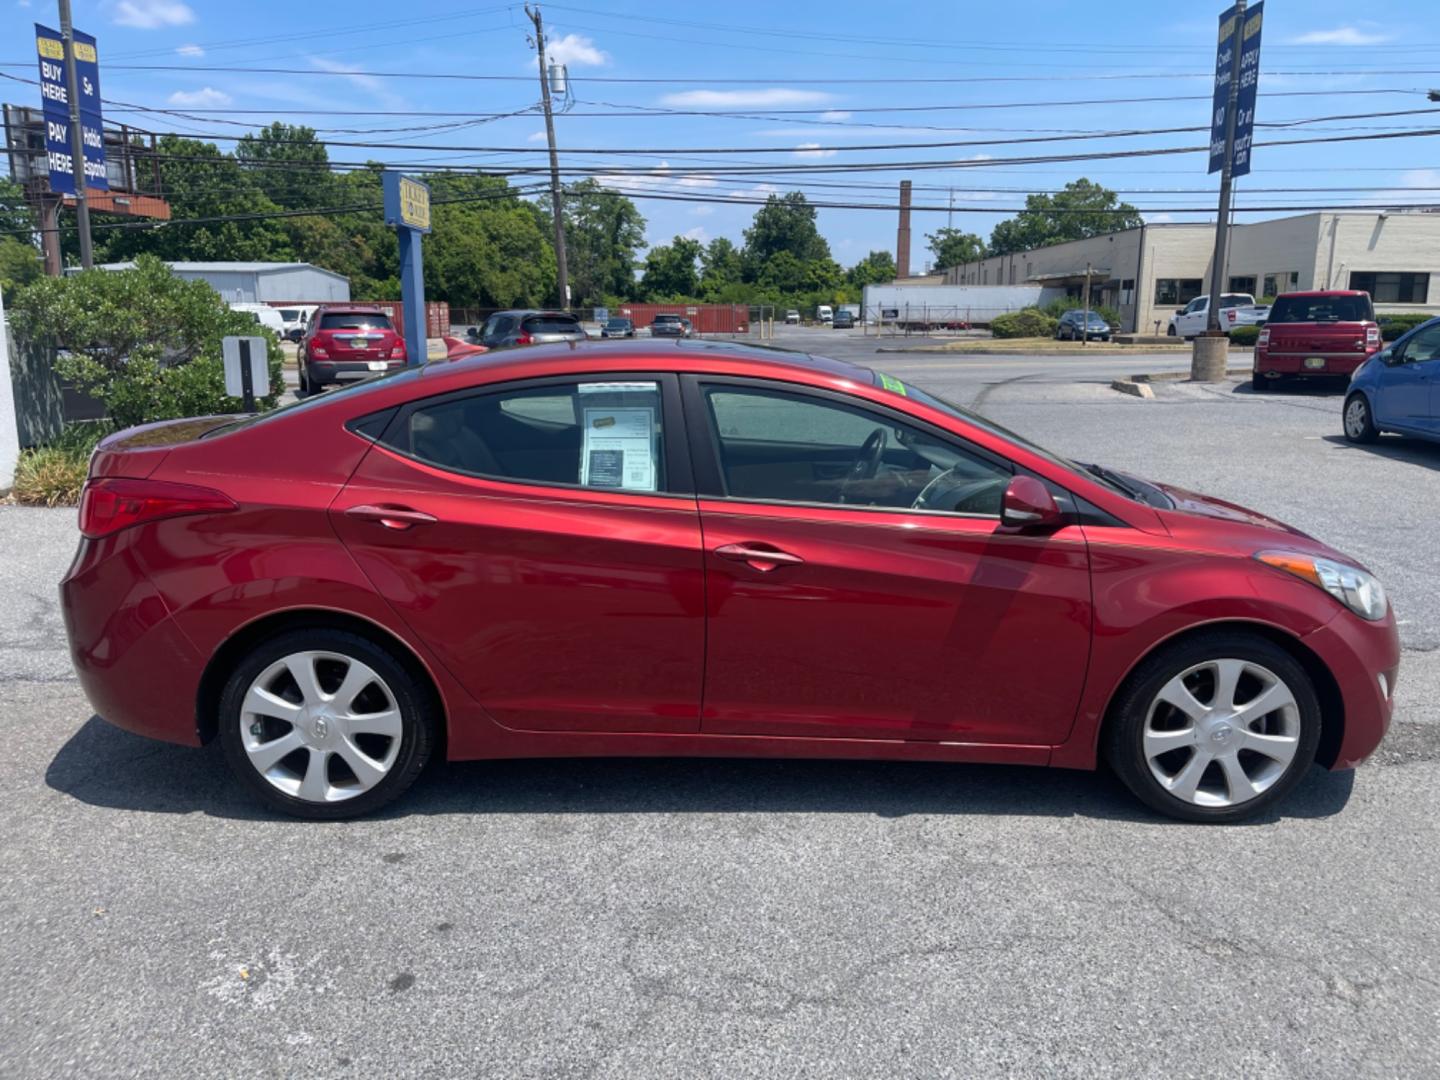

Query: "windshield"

xmin=320 ymin=312 xmax=393 ymax=330
xmin=1267 ymin=294 xmax=1374 ymax=323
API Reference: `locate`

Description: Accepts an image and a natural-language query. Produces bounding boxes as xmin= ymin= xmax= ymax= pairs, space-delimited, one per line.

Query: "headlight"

xmin=1255 ymin=550 xmax=1388 ymax=621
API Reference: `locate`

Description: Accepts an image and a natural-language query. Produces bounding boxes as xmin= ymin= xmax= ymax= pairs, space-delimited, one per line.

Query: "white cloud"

xmin=1370 ymin=168 xmax=1440 ymax=207
xmin=794 ymin=142 xmax=836 ymax=159
xmin=112 ymin=1 xmax=195 ymax=28
xmin=527 ymin=130 xmax=548 ymax=143
xmin=755 ymin=125 xmax=961 ymax=140
xmin=1289 ymin=26 xmax=1391 ymax=45
xmin=17 ymin=0 xmax=33 ymax=8
xmin=682 ymin=226 xmax=709 ymax=242
xmin=1146 ymin=213 xmax=1174 ymax=224
xmin=727 ymin=183 xmax=780 ymax=200
xmin=311 ymin=56 xmax=384 ymax=93
xmin=690 ymin=205 xmax=715 ymax=217
xmin=167 ymin=86 xmax=231 ymax=107
xmin=819 ymin=110 xmax=851 ymax=121
xmin=542 ymin=33 xmax=608 ymax=68
xmin=176 ymin=43 xmax=204 ymax=57
xmin=660 ymin=88 xmax=834 ymax=108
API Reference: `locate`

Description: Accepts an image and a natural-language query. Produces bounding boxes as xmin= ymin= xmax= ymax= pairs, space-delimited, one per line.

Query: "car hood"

xmin=1143 ymin=478 xmax=1357 ymax=562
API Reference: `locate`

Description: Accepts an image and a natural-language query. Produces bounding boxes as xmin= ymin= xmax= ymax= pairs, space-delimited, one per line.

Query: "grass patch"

xmin=10 ymin=421 xmax=113 ymax=507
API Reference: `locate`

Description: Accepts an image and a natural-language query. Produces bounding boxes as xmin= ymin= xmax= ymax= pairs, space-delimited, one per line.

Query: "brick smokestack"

xmin=896 ymin=180 xmax=912 ymax=279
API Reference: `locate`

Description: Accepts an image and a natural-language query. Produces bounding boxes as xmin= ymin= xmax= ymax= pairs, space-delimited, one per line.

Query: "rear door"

xmin=332 ymin=374 xmax=706 ymax=734
xmin=684 ymin=376 xmax=1092 ymax=746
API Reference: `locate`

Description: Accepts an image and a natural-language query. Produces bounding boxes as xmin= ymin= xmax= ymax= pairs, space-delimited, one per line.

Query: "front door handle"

xmin=713 ymin=543 xmax=804 ymax=571
xmin=345 ymin=504 xmax=438 ymax=530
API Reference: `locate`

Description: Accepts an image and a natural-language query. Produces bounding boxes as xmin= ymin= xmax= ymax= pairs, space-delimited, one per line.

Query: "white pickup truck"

xmin=1167 ymin=293 xmax=1270 ymax=339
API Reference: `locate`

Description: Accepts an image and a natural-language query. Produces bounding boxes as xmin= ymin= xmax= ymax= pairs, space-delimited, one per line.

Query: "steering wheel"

xmin=837 ymin=428 xmax=888 ymax=503
xmin=913 ymin=467 xmax=1007 ymax=515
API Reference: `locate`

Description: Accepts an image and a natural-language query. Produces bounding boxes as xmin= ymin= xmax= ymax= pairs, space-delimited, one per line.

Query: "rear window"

xmin=653 ymin=315 xmax=681 ymax=323
xmin=1267 ymin=295 xmax=1374 ymax=324
xmin=320 ymin=312 xmax=393 ymax=330
xmin=1218 ymin=295 xmax=1251 ymax=309
xmin=606 ymin=318 xmax=630 ymax=328
xmin=523 ymin=315 xmax=581 ymax=334
xmin=277 ymin=308 xmax=300 ymax=320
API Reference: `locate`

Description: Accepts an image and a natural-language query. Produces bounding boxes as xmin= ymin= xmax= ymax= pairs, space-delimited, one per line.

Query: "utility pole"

xmin=1082 ymin=263 xmax=1092 ymax=349
xmin=58 ymin=0 xmax=93 ymax=268
xmin=527 ymin=4 xmax=569 ymax=310
xmin=1195 ymin=0 xmax=1245 ymax=381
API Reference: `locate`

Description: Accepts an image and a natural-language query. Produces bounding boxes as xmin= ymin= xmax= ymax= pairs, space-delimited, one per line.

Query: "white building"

xmin=79 ymin=261 xmax=351 ymax=304
xmin=946 ymin=212 xmax=1440 ymax=333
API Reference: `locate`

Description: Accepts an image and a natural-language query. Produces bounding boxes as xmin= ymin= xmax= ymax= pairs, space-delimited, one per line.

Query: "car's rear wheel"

xmin=1251 ymin=372 xmax=1268 ymax=392
xmin=1104 ymin=633 xmax=1321 ymax=823
xmin=218 ymin=629 xmax=436 ymax=819
xmin=1343 ymin=393 xmax=1379 ymax=444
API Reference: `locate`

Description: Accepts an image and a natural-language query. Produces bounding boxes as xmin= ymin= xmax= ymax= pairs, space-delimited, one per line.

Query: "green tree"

xmin=925 ymin=229 xmax=985 ymax=270
xmin=640 ymin=235 xmax=702 ymax=299
xmin=988 ymin=178 xmax=1143 ymax=256
xmin=0 ymin=178 xmax=41 ymax=294
xmin=699 ymin=236 xmax=743 ymax=300
xmin=847 ymin=249 xmax=897 ymax=289
xmin=741 ymin=192 xmax=831 ymax=280
xmin=236 ymin=122 xmax=336 ymax=210
xmin=562 ymin=180 xmax=646 ymax=307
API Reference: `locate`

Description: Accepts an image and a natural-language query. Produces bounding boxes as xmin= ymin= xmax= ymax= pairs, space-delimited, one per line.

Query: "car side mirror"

xmin=1001 ymin=475 xmax=1064 ymax=530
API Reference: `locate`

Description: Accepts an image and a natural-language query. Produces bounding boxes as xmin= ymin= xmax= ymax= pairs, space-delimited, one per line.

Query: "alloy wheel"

xmin=1142 ymin=657 xmax=1301 ymax=808
xmin=239 ymin=650 xmax=403 ymax=803
xmin=1344 ymin=397 xmax=1369 ymax=439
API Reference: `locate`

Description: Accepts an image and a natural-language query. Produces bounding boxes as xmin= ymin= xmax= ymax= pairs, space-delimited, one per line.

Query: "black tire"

xmin=1251 ymin=373 xmax=1266 ymax=392
xmin=297 ymin=368 xmax=311 ymax=397
xmin=218 ymin=628 xmax=437 ymax=819
xmin=1103 ymin=631 xmax=1321 ymax=823
xmin=1343 ymin=392 xmax=1379 ymax=444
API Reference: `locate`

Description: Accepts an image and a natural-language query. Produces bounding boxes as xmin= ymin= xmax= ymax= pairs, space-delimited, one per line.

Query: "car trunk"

xmin=89 ymin=416 xmax=239 ymax=479
xmin=312 ymin=315 xmax=401 ymax=364
xmin=1263 ymin=322 xmax=1375 ymax=375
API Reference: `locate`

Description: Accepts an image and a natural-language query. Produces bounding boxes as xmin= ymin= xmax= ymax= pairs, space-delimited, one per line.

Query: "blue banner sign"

xmin=1207 ymin=3 xmax=1262 ymax=176
xmin=34 ymin=23 xmax=107 ymax=194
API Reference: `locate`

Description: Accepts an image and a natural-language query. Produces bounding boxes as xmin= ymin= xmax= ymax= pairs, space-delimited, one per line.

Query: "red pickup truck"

xmin=1252 ymin=290 xmax=1382 ymax=391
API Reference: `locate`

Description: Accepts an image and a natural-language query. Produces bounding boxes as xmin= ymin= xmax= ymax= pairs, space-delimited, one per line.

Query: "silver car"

xmin=473 ymin=310 xmax=585 ymax=348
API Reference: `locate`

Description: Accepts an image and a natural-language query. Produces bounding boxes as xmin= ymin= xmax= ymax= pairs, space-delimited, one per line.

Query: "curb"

xmin=1110 ymin=379 xmax=1155 ymax=399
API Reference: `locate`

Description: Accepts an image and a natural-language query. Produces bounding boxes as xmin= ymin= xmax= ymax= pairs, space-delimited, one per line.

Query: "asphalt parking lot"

xmin=4 ymin=327 xmax=1439 ymax=1077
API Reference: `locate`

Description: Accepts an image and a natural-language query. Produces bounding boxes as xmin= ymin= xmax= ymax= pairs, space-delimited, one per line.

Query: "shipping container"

xmin=613 ymin=303 xmax=749 ymax=335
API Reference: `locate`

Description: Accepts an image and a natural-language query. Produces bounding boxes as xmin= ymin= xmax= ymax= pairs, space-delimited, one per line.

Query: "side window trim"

xmin=381 ymin=372 xmax=695 ymax=498
xmin=679 ymin=373 xmax=1014 ymax=517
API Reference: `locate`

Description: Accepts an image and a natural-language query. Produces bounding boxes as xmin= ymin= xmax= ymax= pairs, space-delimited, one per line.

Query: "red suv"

xmin=299 ymin=305 xmax=407 ymax=395
xmin=1252 ymin=290 xmax=1381 ymax=391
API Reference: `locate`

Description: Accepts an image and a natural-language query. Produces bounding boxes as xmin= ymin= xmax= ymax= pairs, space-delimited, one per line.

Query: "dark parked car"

xmin=1252 ymin=291 xmax=1381 ymax=391
xmin=649 ymin=314 xmax=691 ymax=338
xmin=832 ymin=310 xmax=856 ymax=329
xmin=298 ymin=305 xmax=406 ymax=395
xmin=601 ymin=317 xmax=634 ymax=338
xmin=63 ymin=341 xmax=1396 ymax=822
xmin=1343 ymin=315 xmax=1440 ymax=444
xmin=1055 ymin=310 xmax=1111 ymax=342
xmin=471 ymin=310 xmax=585 ymax=349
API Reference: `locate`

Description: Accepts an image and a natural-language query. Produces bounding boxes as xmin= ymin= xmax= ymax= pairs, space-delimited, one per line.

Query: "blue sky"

xmin=4 ymin=0 xmax=1438 ymax=269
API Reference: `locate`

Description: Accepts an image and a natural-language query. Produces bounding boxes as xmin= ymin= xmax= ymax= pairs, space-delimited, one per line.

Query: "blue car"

xmin=1343 ymin=316 xmax=1440 ymax=444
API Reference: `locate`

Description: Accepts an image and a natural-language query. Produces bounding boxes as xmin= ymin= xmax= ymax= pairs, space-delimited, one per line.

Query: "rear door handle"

xmin=713 ymin=543 xmax=804 ymax=571
xmin=345 ymin=504 xmax=438 ymax=530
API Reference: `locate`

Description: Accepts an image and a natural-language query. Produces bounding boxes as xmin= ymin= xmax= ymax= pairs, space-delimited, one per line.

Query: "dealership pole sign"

xmin=34 ymin=23 xmax=107 ymax=194
xmin=1207 ymin=2 xmax=1263 ymax=177
xmin=383 ymin=172 xmax=432 ymax=368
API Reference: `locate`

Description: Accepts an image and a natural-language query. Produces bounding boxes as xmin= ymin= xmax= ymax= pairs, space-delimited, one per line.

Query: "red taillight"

xmin=515 ymin=333 xmax=532 ymax=345
xmin=79 ymin=478 xmax=237 ymax=539
xmin=1256 ymin=328 xmax=1270 ymax=349
xmin=1226 ymin=309 xmax=1237 ymax=324
xmin=1365 ymin=325 xmax=1381 ymax=350
xmin=309 ymin=340 xmax=329 ymax=359
xmin=390 ymin=339 xmax=407 ymax=361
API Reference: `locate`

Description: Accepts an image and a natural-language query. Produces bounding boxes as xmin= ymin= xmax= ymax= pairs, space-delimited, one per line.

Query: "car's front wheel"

xmin=1104 ymin=633 xmax=1321 ymax=822
xmin=218 ymin=629 xmax=436 ymax=819
xmin=1343 ymin=392 xmax=1378 ymax=443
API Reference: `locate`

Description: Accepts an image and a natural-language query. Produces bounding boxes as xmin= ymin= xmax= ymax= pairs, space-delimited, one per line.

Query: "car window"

xmin=1217 ymin=295 xmax=1249 ymax=308
xmin=399 ymin=380 xmax=666 ymax=493
xmin=1267 ymin=295 xmax=1374 ymax=323
xmin=1184 ymin=299 xmax=1205 ymax=313
xmin=523 ymin=315 xmax=580 ymax=334
xmin=702 ymin=385 xmax=1010 ymax=516
xmin=1400 ymin=324 xmax=1440 ymax=364
xmin=320 ymin=312 xmax=393 ymax=330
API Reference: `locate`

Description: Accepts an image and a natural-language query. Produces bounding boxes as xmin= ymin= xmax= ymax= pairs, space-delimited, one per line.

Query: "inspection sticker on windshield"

xmin=877 ymin=373 xmax=908 ymax=395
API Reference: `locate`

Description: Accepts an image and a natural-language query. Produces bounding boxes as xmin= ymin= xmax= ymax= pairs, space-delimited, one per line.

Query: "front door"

xmin=331 ymin=375 xmax=706 ymax=734
xmin=1377 ymin=323 xmax=1440 ymax=432
xmin=686 ymin=378 xmax=1093 ymax=746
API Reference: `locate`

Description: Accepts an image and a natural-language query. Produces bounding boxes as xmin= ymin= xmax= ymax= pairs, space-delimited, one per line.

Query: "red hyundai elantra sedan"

xmin=61 ymin=340 xmax=1399 ymax=822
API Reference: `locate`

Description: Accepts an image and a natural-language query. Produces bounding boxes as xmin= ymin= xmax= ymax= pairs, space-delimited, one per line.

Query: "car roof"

xmin=494 ymin=309 xmax=577 ymax=318
xmin=1273 ymin=290 xmax=1368 ymax=298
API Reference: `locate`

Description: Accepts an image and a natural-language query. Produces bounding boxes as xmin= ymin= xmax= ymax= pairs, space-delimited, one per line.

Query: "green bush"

xmin=1229 ymin=325 xmax=1261 ymax=347
xmin=1379 ymin=313 xmax=1432 ymax=341
xmin=10 ymin=254 xmax=284 ymax=429
xmin=991 ymin=308 xmax=1058 ymax=339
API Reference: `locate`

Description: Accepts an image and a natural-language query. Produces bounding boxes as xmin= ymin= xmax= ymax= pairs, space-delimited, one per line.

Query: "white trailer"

xmin=862 ymin=283 xmax=1063 ymax=330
